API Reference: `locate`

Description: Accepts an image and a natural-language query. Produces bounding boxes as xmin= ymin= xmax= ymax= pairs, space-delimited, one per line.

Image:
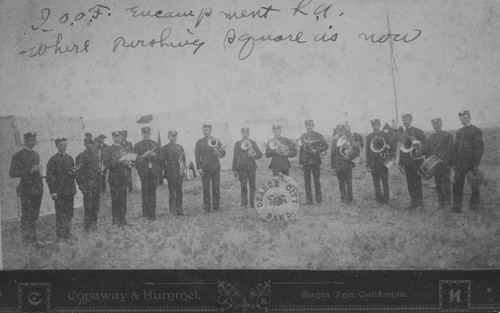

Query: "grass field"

xmin=2 ymin=128 xmax=500 ymax=270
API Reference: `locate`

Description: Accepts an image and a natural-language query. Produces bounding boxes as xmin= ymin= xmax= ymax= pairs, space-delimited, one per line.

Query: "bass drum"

xmin=418 ymin=155 xmax=442 ymax=180
xmin=254 ymin=175 xmax=300 ymax=222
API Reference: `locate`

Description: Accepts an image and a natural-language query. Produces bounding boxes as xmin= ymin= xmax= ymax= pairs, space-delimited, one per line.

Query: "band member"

xmin=103 ymin=131 xmax=130 ymax=227
xmin=232 ymin=127 xmax=263 ymax=208
xmin=195 ymin=124 xmax=226 ymax=212
xmin=398 ymin=114 xmax=427 ymax=210
xmin=299 ymin=120 xmax=328 ymax=204
xmin=265 ymin=125 xmax=297 ymax=176
xmin=134 ymin=126 xmax=160 ymax=220
xmin=46 ymin=138 xmax=78 ymax=241
xmin=76 ymin=138 xmax=101 ymax=232
xmin=85 ymin=132 xmax=93 ymax=140
xmin=452 ymin=111 xmax=484 ymax=212
xmin=161 ymin=131 xmax=186 ymax=215
xmin=366 ymin=119 xmax=396 ymax=204
xmin=421 ymin=118 xmax=454 ymax=209
xmin=122 ymin=130 xmax=134 ymax=193
xmin=331 ymin=124 xmax=361 ymax=204
xmin=9 ymin=132 xmax=44 ymax=246
xmin=95 ymin=134 xmax=108 ymax=193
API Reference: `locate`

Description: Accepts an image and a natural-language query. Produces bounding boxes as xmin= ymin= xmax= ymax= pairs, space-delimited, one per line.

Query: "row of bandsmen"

xmin=9 ymin=111 xmax=483 ymax=246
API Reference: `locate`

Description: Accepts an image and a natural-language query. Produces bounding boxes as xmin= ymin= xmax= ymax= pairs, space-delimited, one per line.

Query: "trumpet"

xmin=268 ymin=138 xmax=289 ymax=156
xmin=208 ymin=136 xmax=225 ymax=159
xmin=399 ymin=134 xmax=423 ymax=160
xmin=241 ymin=139 xmax=256 ymax=158
xmin=337 ymin=135 xmax=361 ymax=163
xmin=370 ymin=136 xmax=393 ymax=167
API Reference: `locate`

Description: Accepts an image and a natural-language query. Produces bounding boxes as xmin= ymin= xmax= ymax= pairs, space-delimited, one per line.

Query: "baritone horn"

xmin=268 ymin=138 xmax=289 ymax=156
xmin=370 ymin=136 xmax=394 ymax=168
xmin=208 ymin=136 xmax=225 ymax=159
xmin=399 ymin=134 xmax=423 ymax=160
xmin=241 ymin=139 xmax=256 ymax=158
xmin=337 ymin=135 xmax=360 ymax=163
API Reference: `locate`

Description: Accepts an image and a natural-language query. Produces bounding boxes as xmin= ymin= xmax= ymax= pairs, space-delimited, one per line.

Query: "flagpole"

xmin=386 ymin=11 xmax=399 ymax=125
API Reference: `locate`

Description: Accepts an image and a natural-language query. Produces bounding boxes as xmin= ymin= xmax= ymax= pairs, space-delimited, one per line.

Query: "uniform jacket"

xmin=9 ymin=148 xmax=44 ymax=195
xmin=365 ymin=131 xmax=396 ymax=168
xmin=134 ymin=139 xmax=161 ymax=177
xmin=398 ymin=126 xmax=427 ymax=165
xmin=103 ymin=144 xmax=129 ymax=189
xmin=299 ymin=131 xmax=328 ymax=166
xmin=331 ymin=137 xmax=360 ymax=171
xmin=46 ymin=152 xmax=77 ymax=196
xmin=75 ymin=149 xmax=101 ymax=192
xmin=161 ymin=142 xmax=185 ymax=178
xmin=123 ymin=140 xmax=134 ymax=153
xmin=195 ymin=137 xmax=226 ymax=172
xmin=232 ymin=139 xmax=263 ymax=171
xmin=265 ymin=137 xmax=297 ymax=171
xmin=453 ymin=124 xmax=483 ymax=170
xmin=422 ymin=131 xmax=454 ymax=167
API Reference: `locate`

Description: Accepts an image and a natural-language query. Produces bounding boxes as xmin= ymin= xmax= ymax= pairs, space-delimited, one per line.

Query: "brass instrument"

xmin=241 ymin=139 xmax=256 ymax=158
xmin=39 ymin=157 xmax=45 ymax=177
xmin=268 ymin=138 xmax=290 ymax=156
xmin=208 ymin=136 xmax=225 ymax=159
xmin=179 ymin=151 xmax=188 ymax=178
xmin=337 ymin=135 xmax=360 ymax=163
xmin=369 ymin=136 xmax=393 ymax=167
xmin=399 ymin=134 xmax=423 ymax=160
xmin=300 ymin=136 xmax=326 ymax=156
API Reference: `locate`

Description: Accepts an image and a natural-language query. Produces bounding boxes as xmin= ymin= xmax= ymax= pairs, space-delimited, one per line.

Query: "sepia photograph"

xmin=0 ymin=0 xmax=499 ymax=311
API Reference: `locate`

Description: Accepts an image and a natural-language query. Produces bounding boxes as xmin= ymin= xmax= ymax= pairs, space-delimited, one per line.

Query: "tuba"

xmin=399 ymin=134 xmax=423 ymax=160
xmin=241 ymin=139 xmax=256 ymax=158
xmin=370 ymin=136 xmax=393 ymax=167
xmin=208 ymin=136 xmax=225 ymax=159
xmin=337 ymin=135 xmax=360 ymax=163
xmin=268 ymin=138 xmax=289 ymax=156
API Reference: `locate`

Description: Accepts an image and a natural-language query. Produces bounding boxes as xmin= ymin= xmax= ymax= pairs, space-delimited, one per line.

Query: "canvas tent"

xmin=0 ymin=116 xmax=85 ymax=221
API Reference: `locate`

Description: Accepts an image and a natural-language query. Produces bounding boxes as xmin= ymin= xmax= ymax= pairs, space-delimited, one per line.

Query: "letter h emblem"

xmin=439 ymin=280 xmax=471 ymax=312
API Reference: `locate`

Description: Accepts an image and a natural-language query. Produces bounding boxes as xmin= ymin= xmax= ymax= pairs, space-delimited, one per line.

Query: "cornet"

xmin=399 ymin=134 xmax=423 ymax=160
xmin=241 ymin=139 xmax=256 ymax=158
xmin=337 ymin=135 xmax=360 ymax=163
xmin=268 ymin=138 xmax=289 ymax=156
xmin=208 ymin=136 xmax=225 ymax=159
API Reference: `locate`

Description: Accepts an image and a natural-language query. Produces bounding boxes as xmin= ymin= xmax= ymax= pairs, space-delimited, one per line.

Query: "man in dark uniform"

xmin=122 ymin=130 xmax=134 ymax=193
xmin=452 ymin=110 xmax=484 ymax=212
xmin=331 ymin=124 xmax=361 ymax=204
xmin=195 ymin=124 xmax=226 ymax=212
xmin=9 ymin=132 xmax=45 ymax=246
xmin=299 ymin=120 xmax=328 ymax=204
xmin=232 ymin=127 xmax=263 ymax=208
xmin=76 ymin=138 xmax=101 ymax=232
xmin=366 ymin=119 xmax=396 ymax=204
xmin=265 ymin=125 xmax=297 ymax=176
xmin=95 ymin=134 xmax=109 ymax=193
xmin=161 ymin=130 xmax=186 ymax=215
xmin=398 ymin=114 xmax=427 ymax=210
xmin=421 ymin=118 xmax=454 ymax=209
xmin=134 ymin=126 xmax=160 ymax=220
xmin=103 ymin=131 xmax=130 ymax=227
xmin=46 ymin=137 xmax=78 ymax=241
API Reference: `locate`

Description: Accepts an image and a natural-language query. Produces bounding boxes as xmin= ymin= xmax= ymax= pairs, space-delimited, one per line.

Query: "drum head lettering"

xmin=255 ymin=176 xmax=300 ymax=222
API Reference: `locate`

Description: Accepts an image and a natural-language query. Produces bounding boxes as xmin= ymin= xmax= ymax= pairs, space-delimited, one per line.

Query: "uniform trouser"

xmin=303 ymin=164 xmax=322 ymax=203
xmin=371 ymin=164 xmax=389 ymax=203
xmin=19 ymin=193 xmax=42 ymax=244
xmin=434 ymin=167 xmax=451 ymax=207
xmin=82 ymin=191 xmax=100 ymax=231
xmin=166 ymin=174 xmax=183 ymax=214
xmin=336 ymin=168 xmax=353 ymax=201
xmin=110 ymin=188 xmax=127 ymax=225
xmin=453 ymin=168 xmax=480 ymax=211
xmin=238 ymin=169 xmax=256 ymax=207
xmin=272 ymin=169 xmax=289 ymax=176
xmin=202 ymin=170 xmax=220 ymax=211
xmin=403 ymin=161 xmax=423 ymax=206
xmin=139 ymin=175 xmax=157 ymax=219
xmin=55 ymin=195 xmax=75 ymax=240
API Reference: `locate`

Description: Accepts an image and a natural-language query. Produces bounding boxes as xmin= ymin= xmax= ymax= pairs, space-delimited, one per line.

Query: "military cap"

xmin=111 ymin=130 xmax=122 ymax=137
xmin=54 ymin=137 xmax=67 ymax=145
xmin=431 ymin=118 xmax=442 ymax=125
xmin=336 ymin=124 xmax=346 ymax=131
xmin=122 ymin=130 xmax=128 ymax=135
xmin=272 ymin=125 xmax=281 ymax=130
xmin=168 ymin=130 xmax=178 ymax=136
xmin=241 ymin=127 xmax=250 ymax=132
xmin=202 ymin=124 xmax=212 ymax=129
xmin=84 ymin=132 xmax=93 ymax=139
xmin=84 ymin=138 xmax=94 ymax=144
xmin=304 ymin=119 xmax=314 ymax=126
xmin=370 ymin=119 xmax=381 ymax=126
xmin=96 ymin=134 xmax=107 ymax=140
xmin=23 ymin=132 xmax=37 ymax=139
xmin=458 ymin=110 xmax=470 ymax=118
xmin=141 ymin=126 xmax=151 ymax=133
xmin=402 ymin=114 xmax=413 ymax=120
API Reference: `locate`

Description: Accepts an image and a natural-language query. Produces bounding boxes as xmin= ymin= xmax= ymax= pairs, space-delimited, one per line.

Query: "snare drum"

xmin=418 ymin=155 xmax=442 ymax=180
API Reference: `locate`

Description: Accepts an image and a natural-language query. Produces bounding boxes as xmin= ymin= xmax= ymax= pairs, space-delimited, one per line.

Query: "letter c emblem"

xmin=28 ymin=292 xmax=42 ymax=306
